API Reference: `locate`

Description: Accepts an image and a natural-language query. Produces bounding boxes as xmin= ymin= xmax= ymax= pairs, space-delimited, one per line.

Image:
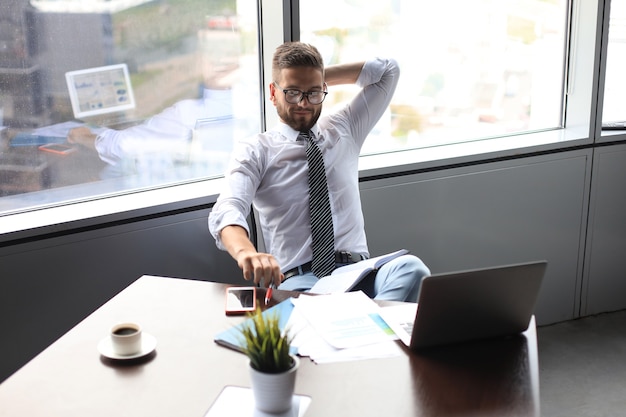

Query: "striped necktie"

xmin=301 ymin=131 xmax=336 ymax=277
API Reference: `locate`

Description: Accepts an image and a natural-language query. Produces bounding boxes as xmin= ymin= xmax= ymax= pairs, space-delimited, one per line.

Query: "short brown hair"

xmin=272 ymin=42 xmax=324 ymax=83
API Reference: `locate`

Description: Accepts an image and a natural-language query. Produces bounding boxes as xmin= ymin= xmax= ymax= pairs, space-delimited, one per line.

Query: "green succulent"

xmin=239 ymin=307 xmax=295 ymax=374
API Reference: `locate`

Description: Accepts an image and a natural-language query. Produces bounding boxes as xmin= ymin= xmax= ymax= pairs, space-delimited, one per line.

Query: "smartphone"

xmin=38 ymin=143 xmax=77 ymax=155
xmin=225 ymin=286 xmax=257 ymax=316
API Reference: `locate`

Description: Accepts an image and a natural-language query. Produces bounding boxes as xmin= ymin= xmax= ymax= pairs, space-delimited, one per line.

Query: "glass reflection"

xmin=0 ymin=0 xmax=261 ymax=210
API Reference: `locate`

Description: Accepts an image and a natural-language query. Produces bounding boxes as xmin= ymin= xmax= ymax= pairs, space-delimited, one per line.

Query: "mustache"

xmin=292 ymin=107 xmax=313 ymax=113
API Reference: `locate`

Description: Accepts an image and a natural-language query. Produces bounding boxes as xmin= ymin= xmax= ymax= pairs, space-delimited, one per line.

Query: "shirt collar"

xmin=276 ymin=122 xmax=320 ymax=142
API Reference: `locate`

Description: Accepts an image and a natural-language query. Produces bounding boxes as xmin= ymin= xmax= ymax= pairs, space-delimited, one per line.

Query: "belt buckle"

xmin=338 ymin=251 xmax=352 ymax=263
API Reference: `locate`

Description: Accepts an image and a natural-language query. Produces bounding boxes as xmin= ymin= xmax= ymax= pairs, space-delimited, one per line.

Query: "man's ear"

xmin=269 ymin=82 xmax=277 ymax=104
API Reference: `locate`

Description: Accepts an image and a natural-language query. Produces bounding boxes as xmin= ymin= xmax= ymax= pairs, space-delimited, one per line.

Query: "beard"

xmin=276 ymin=103 xmax=322 ymax=133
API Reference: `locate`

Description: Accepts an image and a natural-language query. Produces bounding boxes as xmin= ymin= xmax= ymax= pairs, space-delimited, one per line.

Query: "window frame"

xmin=597 ymin=0 xmax=626 ymax=143
xmin=0 ymin=0 xmax=611 ymax=242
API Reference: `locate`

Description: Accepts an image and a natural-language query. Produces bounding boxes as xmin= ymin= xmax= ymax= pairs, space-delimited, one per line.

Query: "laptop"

xmin=65 ymin=63 xmax=135 ymax=120
xmin=380 ymin=260 xmax=547 ymax=350
xmin=10 ymin=64 xmax=136 ymax=148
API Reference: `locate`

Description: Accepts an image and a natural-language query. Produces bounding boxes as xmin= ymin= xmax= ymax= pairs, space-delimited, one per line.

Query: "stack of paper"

xmin=214 ymin=291 xmax=404 ymax=364
xmin=288 ymin=291 xmax=402 ymax=364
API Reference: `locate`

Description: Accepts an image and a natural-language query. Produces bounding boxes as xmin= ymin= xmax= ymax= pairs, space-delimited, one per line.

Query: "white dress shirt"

xmin=95 ymin=88 xmax=234 ymax=166
xmin=209 ymin=57 xmax=400 ymax=273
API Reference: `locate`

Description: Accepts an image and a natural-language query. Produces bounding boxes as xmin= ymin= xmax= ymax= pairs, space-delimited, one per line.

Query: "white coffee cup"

xmin=110 ymin=323 xmax=142 ymax=356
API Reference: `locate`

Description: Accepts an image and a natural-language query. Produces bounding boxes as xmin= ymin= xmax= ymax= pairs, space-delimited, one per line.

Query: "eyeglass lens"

xmin=274 ymin=82 xmax=326 ymax=104
xmin=287 ymin=91 xmax=325 ymax=104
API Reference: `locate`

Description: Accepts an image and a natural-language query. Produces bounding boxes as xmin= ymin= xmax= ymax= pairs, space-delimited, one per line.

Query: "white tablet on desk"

xmin=204 ymin=386 xmax=311 ymax=417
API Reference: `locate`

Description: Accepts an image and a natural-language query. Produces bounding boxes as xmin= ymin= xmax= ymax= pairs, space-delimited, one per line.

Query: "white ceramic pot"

xmin=249 ymin=355 xmax=299 ymax=413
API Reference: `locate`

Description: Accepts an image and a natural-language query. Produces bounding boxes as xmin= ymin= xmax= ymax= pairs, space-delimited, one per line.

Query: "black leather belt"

xmin=283 ymin=261 xmax=313 ymax=280
xmin=283 ymin=251 xmax=368 ymax=280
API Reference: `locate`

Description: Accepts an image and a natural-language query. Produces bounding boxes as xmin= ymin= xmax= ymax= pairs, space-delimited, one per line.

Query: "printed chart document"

xmin=288 ymin=302 xmax=402 ymax=364
xmin=290 ymin=291 xmax=398 ymax=349
xmin=377 ymin=303 xmax=419 ymax=346
xmin=309 ymin=249 xmax=408 ymax=294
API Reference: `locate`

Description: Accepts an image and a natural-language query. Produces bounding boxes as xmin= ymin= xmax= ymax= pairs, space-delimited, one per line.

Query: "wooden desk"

xmin=0 ymin=276 xmax=539 ymax=417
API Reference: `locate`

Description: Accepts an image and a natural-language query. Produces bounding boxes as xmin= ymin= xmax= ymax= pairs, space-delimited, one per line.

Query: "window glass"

xmin=602 ymin=0 xmax=626 ymax=124
xmin=0 ymin=0 xmax=261 ymax=212
xmin=299 ymin=0 xmax=568 ymax=155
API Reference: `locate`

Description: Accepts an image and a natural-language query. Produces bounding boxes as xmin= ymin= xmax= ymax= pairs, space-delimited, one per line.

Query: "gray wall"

xmin=583 ymin=144 xmax=626 ymax=315
xmin=361 ymin=149 xmax=590 ymax=324
xmin=1 ymin=143 xmax=625 ymax=383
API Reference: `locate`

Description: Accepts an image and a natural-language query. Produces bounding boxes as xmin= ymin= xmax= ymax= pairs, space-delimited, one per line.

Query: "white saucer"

xmin=98 ymin=333 xmax=157 ymax=360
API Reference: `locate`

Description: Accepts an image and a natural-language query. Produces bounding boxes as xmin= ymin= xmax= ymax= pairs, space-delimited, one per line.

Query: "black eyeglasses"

xmin=273 ymin=82 xmax=328 ymax=105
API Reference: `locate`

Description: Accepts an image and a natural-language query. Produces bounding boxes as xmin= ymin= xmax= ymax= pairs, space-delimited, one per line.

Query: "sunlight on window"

xmin=602 ymin=0 xmax=626 ymax=123
xmin=300 ymin=0 xmax=568 ymax=155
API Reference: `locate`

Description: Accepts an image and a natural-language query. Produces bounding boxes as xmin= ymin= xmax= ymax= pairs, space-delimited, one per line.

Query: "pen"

xmin=265 ymin=283 xmax=275 ymax=305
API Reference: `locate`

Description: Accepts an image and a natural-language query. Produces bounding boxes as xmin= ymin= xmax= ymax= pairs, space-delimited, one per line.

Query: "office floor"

xmin=537 ymin=309 xmax=626 ymax=417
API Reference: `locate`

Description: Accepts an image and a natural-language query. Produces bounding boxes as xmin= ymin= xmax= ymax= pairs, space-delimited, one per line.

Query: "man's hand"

xmin=221 ymin=225 xmax=284 ymax=287
xmin=234 ymin=249 xmax=283 ymax=287
xmin=67 ymin=126 xmax=98 ymax=150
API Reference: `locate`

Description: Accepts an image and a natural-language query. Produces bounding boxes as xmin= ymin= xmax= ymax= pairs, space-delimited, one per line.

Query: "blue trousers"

xmin=277 ymin=254 xmax=430 ymax=302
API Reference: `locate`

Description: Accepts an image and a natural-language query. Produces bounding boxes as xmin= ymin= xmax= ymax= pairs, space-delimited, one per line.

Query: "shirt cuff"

xmin=209 ymin=209 xmax=251 ymax=250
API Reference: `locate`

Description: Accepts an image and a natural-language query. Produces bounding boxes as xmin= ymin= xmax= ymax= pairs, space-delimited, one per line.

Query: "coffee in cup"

xmin=110 ymin=323 xmax=142 ymax=356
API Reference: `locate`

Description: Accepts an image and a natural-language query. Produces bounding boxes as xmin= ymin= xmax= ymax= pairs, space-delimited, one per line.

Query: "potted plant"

xmin=239 ymin=307 xmax=299 ymax=413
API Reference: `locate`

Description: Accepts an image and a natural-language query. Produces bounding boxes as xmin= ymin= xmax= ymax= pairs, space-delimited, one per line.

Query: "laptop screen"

xmin=65 ymin=64 xmax=135 ymax=119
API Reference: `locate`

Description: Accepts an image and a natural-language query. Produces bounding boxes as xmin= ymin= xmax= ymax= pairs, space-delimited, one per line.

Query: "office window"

xmin=602 ymin=0 xmax=626 ymax=124
xmin=0 ymin=0 xmax=605 ymax=226
xmin=0 ymin=0 xmax=261 ymax=213
xmin=299 ymin=0 xmax=569 ymax=155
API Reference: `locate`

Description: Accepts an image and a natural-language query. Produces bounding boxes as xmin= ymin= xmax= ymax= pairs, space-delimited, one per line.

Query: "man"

xmin=67 ymin=25 xmax=258 ymax=177
xmin=67 ymin=88 xmax=234 ymax=170
xmin=209 ymin=42 xmax=429 ymax=301
xmin=66 ymin=64 xmax=246 ymax=178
